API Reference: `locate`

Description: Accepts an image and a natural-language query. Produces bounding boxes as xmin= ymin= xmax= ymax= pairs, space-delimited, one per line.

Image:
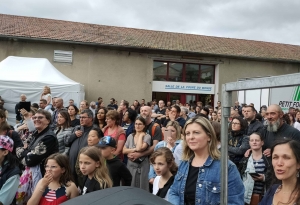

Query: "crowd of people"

xmin=0 ymin=87 xmax=300 ymax=205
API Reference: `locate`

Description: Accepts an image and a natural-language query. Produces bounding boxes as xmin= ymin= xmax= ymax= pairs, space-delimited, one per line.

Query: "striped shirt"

xmin=253 ymin=158 xmax=265 ymax=194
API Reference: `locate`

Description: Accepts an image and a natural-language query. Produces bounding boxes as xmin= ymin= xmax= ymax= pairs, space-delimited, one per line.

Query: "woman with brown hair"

xmin=102 ymin=110 xmax=125 ymax=160
xmin=54 ymin=110 xmax=73 ymax=155
xmin=228 ymin=116 xmax=249 ymax=165
xmin=94 ymin=107 xmax=108 ymax=129
xmin=123 ymin=116 xmax=151 ymax=191
xmin=68 ymin=105 xmax=80 ymax=127
xmin=210 ymin=111 xmax=218 ymax=122
xmin=259 ymin=139 xmax=300 ymax=205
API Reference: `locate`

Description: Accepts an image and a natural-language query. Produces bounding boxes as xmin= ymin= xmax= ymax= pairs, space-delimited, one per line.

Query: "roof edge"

xmin=1 ymin=35 xmax=300 ymax=64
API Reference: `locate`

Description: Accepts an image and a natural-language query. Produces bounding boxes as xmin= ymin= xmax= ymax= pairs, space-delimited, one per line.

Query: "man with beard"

xmin=262 ymin=104 xmax=300 ymax=157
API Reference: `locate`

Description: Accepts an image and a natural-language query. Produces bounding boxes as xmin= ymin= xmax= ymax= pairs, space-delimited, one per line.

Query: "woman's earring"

xmin=297 ymin=170 xmax=299 ymax=178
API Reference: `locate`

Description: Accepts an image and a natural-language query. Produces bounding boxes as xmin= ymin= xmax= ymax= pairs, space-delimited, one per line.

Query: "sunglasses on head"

xmin=99 ymin=136 xmax=113 ymax=146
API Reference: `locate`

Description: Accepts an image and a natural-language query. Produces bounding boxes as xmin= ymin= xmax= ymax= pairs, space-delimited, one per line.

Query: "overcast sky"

xmin=1 ymin=0 xmax=300 ymax=45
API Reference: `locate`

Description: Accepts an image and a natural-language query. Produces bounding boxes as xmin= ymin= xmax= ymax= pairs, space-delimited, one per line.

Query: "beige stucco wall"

xmin=217 ymin=58 xmax=300 ymax=104
xmin=0 ymin=40 xmax=153 ymax=105
xmin=1 ymin=39 xmax=300 ymax=107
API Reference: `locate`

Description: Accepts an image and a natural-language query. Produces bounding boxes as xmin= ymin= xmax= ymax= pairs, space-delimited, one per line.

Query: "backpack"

xmin=151 ymin=122 xmax=164 ymax=141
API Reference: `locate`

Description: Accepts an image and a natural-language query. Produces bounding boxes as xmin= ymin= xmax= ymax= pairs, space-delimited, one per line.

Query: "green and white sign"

xmin=270 ymin=86 xmax=300 ymax=112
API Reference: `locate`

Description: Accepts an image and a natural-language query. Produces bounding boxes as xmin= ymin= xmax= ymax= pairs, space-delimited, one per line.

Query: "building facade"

xmin=0 ymin=14 xmax=300 ymax=108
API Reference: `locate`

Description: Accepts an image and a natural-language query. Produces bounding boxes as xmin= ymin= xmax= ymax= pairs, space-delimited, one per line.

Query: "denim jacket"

xmin=168 ymin=156 xmax=244 ymax=205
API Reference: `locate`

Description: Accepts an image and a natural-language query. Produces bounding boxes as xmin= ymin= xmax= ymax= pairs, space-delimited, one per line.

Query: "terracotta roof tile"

xmin=1 ymin=13 xmax=300 ymax=62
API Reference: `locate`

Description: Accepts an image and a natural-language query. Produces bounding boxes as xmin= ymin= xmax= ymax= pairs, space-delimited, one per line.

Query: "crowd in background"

xmin=0 ymin=86 xmax=300 ymax=205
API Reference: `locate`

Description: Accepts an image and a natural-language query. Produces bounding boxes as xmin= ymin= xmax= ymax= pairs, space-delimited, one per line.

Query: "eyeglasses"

xmin=79 ymin=116 xmax=89 ymax=119
xmin=32 ymin=116 xmax=45 ymax=120
xmin=44 ymin=165 xmax=58 ymax=170
xmin=232 ymin=122 xmax=240 ymax=125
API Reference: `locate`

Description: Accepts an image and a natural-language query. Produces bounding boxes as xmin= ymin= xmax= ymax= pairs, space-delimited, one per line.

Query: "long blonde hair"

xmin=182 ymin=117 xmax=220 ymax=161
xmin=80 ymin=146 xmax=112 ymax=188
xmin=43 ymin=86 xmax=51 ymax=94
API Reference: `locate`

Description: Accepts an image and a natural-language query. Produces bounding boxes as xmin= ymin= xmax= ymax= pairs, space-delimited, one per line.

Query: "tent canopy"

xmin=0 ymin=56 xmax=85 ymax=125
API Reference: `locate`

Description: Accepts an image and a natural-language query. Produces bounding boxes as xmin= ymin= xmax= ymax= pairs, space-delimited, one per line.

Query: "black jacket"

xmin=262 ymin=123 xmax=300 ymax=149
xmin=106 ymin=157 xmax=132 ymax=187
xmin=20 ymin=126 xmax=58 ymax=175
xmin=228 ymin=131 xmax=250 ymax=165
xmin=0 ymin=161 xmax=21 ymax=190
xmin=246 ymin=119 xmax=264 ymax=136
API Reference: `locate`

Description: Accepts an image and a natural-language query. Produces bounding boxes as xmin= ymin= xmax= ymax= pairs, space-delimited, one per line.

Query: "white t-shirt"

xmin=152 ymin=176 xmax=169 ymax=200
xmin=294 ymin=121 xmax=300 ymax=131
xmin=152 ymin=176 xmax=161 ymax=195
xmin=42 ymin=93 xmax=52 ymax=104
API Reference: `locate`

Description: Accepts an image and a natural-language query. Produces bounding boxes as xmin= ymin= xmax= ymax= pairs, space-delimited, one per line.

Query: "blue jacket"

xmin=259 ymin=184 xmax=280 ymax=205
xmin=168 ymin=156 xmax=244 ymax=205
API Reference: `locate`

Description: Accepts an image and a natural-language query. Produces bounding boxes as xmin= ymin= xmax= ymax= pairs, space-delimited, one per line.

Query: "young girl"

xmin=0 ymin=135 xmax=21 ymax=205
xmin=150 ymin=147 xmax=177 ymax=200
xmin=75 ymin=127 xmax=104 ymax=188
xmin=79 ymin=146 xmax=112 ymax=195
xmin=149 ymin=121 xmax=182 ymax=183
xmin=27 ymin=153 xmax=78 ymax=205
xmin=238 ymin=132 xmax=271 ymax=205
xmin=40 ymin=86 xmax=52 ymax=111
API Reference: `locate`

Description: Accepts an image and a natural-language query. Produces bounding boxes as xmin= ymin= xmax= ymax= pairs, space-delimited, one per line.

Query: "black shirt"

xmin=155 ymin=108 xmax=166 ymax=115
xmin=82 ymin=177 xmax=101 ymax=195
xmin=262 ymin=123 xmax=300 ymax=149
xmin=156 ymin=175 xmax=175 ymax=198
xmin=146 ymin=122 xmax=162 ymax=146
xmin=184 ymin=164 xmax=199 ymax=205
xmin=70 ymin=119 xmax=80 ymax=127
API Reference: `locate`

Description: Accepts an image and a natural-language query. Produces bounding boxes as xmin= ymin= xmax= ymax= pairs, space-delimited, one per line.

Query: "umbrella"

xmin=61 ymin=186 xmax=173 ymax=205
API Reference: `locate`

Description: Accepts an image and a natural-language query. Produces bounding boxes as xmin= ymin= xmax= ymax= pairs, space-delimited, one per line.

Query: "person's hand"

xmin=244 ymin=149 xmax=251 ymax=157
xmin=23 ymin=143 xmax=28 ymax=149
xmin=127 ymin=153 xmax=134 ymax=161
xmin=169 ymin=111 xmax=176 ymax=121
xmin=263 ymin=148 xmax=271 ymax=157
xmin=252 ymin=174 xmax=264 ymax=181
xmin=149 ymin=178 xmax=154 ymax=184
xmin=20 ymin=108 xmax=29 ymax=118
xmin=40 ymin=171 xmax=53 ymax=189
xmin=129 ymin=152 xmax=142 ymax=161
xmin=18 ymin=123 xmax=28 ymax=131
xmin=75 ymin=130 xmax=83 ymax=138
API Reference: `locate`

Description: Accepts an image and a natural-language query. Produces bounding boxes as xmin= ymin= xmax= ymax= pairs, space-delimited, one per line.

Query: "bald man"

xmin=52 ymin=98 xmax=66 ymax=128
xmin=262 ymin=104 xmax=300 ymax=157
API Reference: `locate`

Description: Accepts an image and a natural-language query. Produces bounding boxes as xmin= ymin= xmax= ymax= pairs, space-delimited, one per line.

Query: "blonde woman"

xmin=168 ymin=117 xmax=244 ymax=204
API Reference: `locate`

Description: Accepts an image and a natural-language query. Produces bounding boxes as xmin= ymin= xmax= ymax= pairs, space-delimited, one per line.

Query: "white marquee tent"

xmin=0 ymin=56 xmax=85 ymax=125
